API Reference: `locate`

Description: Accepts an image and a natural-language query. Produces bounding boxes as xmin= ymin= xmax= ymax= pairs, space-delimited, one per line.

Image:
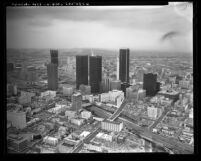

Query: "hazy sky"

xmin=7 ymin=3 xmax=193 ymax=52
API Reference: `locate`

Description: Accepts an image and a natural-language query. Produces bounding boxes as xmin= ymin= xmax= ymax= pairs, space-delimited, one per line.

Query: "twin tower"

xmin=76 ymin=48 xmax=130 ymax=94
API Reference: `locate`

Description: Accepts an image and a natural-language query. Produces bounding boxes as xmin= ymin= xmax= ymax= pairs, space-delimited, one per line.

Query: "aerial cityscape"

xmin=6 ymin=2 xmax=193 ymax=154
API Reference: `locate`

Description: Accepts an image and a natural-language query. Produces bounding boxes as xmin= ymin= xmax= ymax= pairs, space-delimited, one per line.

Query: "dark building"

xmin=119 ymin=49 xmax=130 ymax=83
xmin=121 ymin=82 xmax=131 ymax=97
xmin=47 ymin=63 xmax=58 ymax=90
xmin=143 ymin=73 xmax=157 ymax=96
xmin=89 ymin=56 xmax=102 ymax=94
xmin=175 ymin=75 xmax=183 ymax=84
xmin=7 ymin=63 xmax=14 ymax=72
xmin=50 ymin=50 xmax=58 ymax=65
xmin=156 ymin=82 xmax=161 ymax=92
xmin=76 ymin=55 xmax=88 ymax=89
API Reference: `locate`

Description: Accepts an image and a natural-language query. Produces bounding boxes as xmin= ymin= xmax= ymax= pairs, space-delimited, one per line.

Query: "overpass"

xmin=71 ymin=123 xmax=101 ymax=153
xmin=89 ymin=105 xmax=193 ymax=154
xmin=108 ymin=99 xmax=127 ymax=121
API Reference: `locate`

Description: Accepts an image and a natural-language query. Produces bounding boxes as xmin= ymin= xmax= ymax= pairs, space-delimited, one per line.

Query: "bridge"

xmin=108 ymin=99 xmax=127 ymax=121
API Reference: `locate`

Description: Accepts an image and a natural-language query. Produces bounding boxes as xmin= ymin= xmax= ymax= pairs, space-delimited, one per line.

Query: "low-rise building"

xmin=70 ymin=118 xmax=84 ymax=126
xmin=7 ymin=110 xmax=27 ymax=129
xmin=65 ymin=110 xmax=76 ymax=119
xmin=81 ymin=111 xmax=92 ymax=119
xmin=43 ymin=136 xmax=58 ymax=146
xmin=101 ymin=120 xmax=123 ymax=132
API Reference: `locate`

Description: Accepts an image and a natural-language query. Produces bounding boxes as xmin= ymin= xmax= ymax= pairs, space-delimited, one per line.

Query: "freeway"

xmin=71 ymin=123 xmax=101 ymax=153
xmin=89 ymin=105 xmax=193 ymax=154
xmin=108 ymin=99 xmax=128 ymax=121
xmin=118 ymin=117 xmax=193 ymax=154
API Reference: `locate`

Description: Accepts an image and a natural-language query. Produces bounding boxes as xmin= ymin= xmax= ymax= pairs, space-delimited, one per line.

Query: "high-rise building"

xmin=50 ymin=49 xmax=58 ymax=65
xmin=89 ymin=56 xmax=102 ymax=94
xmin=119 ymin=49 xmax=129 ymax=83
xmin=71 ymin=92 xmax=82 ymax=111
xmin=47 ymin=63 xmax=58 ymax=90
xmin=121 ymin=82 xmax=130 ymax=97
xmin=76 ymin=55 xmax=88 ymax=89
xmin=143 ymin=73 xmax=157 ymax=96
xmin=101 ymin=77 xmax=111 ymax=92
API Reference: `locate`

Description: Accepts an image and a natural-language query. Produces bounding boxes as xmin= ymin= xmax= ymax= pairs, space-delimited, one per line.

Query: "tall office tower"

xmin=76 ymin=55 xmax=88 ymax=89
xmin=101 ymin=77 xmax=111 ymax=92
xmin=71 ymin=92 xmax=82 ymax=111
xmin=119 ymin=48 xmax=130 ymax=83
xmin=50 ymin=49 xmax=58 ymax=65
xmin=116 ymin=56 xmax=119 ymax=80
xmin=89 ymin=56 xmax=102 ymax=94
xmin=143 ymin=73 xmax=157 ymax=96
xmin=47 ymin=63 xmax=58 ymax=90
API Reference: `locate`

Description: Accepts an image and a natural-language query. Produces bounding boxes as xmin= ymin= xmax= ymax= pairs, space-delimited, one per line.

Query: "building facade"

xmin=89 ymin=56 xmax=102 ymax=94
xmin=50 ymin=49 xmax=58 ymax=65
xmin=71 ymin=93 xmax=82 ymax=111
xmin=76 ymin=55 xmax=89 ymax=89
xmin=101 ymin=120 xmax=123 ymax=132
xmin=47 ymin=63 xmax=58 ymax=90
xmin=119 ymin=48 xmax=130 ymax=83
xmin=143 ymin=73 xmax=157 ymax=96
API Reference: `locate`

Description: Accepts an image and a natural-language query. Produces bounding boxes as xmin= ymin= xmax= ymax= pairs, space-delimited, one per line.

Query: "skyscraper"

xmin=76 ymin=55 xmax=88 ymax=89
xmin=143 ymin=73 xmax=157 ymax=96
xmin=50 ymin=49 xmax=58 ymax=65
xmin=119 ymin=48 xmax=130 ymax=83
xmin=89 ymin=56 xmax=102 ymax=94
xmin=47 ymin=63 xmax=58 ymax=90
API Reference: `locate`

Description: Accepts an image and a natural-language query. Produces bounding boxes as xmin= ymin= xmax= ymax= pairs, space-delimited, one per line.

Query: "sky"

xmin=6 ymin=2 xmax=193 ymax=52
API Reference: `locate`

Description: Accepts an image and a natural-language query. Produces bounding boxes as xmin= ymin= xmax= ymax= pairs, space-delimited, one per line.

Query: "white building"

xmin=84 ymin=143 xmax=102 ymax=152
xmin=85 ymin=95 xmax=94 ymax=103
xmin=147 ymin=106 xmax=158 ymax=119
xmin=48 ymin=104 xmax=67 ymax=114
xmin=70 ymin=118 xmax=84 ymax=126
xmin=96 ymin=132 xmax=113 ymax=142
xmin=41 ymin=90 xmax=56 ymax=98
xmin=43 ymin=136 xmax=58 ymax=146
xmin=7 ymin=111 xmax=26 ymax=129
xmin=189 ymin=108 xmax=193 ymax=119
xmin=99 ymin=90 xmax=124 ymax=108
xmin=81 ymin=111 xmax=92 ymax=119
xmin=101 ymin=120 xmax=123 ymax=132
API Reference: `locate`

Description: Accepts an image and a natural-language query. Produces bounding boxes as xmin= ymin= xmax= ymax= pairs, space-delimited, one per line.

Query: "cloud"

xmin=7 ymin=6 xmax=192 ymax=33
xmin=6 ymin=5 xmax=192 ymax=52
